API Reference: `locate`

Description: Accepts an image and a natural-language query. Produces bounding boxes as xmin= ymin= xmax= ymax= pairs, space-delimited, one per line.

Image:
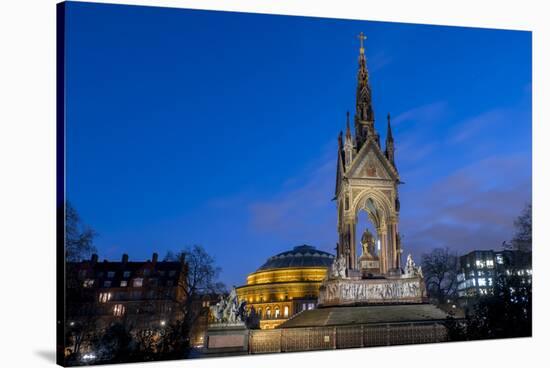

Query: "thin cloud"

xmin=369 ymin=50 xmax=392 ymax=73
xmin=401 ymin=153 xmax=531 ymax=258
xmin=449 ymin=108 xmax=508 ymax=144
xmin=248 ymin=158 xmax=335 ymax=239
xmin=393 ymin=101 xmax=448 ymax=126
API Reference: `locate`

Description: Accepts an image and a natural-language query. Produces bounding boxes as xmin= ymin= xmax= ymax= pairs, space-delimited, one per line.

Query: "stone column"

xmin=386 ymin=223 xmax=394 ymax=271
xmin=388 ymin=218 xmax=399 ymax=271
xmin=395 ymin=221 xmax=401 ymax=269
xmin=378 ymin=227 xmax=388 ymax=274
xmin=349 ymin=222 xmax=357 ymax=270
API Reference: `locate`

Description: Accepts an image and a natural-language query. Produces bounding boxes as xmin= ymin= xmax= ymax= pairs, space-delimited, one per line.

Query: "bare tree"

xmin=164 ymin=245 xmax=226 ymax=357
xmin=66 ymin=201 xmax=97 ymax=262
xmin=421 ymin=247 xmax=458 ymax=304
xmin=504 ymin=202 xmax=532 ymax=252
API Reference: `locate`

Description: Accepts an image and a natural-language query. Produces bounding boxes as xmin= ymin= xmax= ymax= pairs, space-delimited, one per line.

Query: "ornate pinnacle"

xmin=387 ymin=113 xmax=393 ymax=141
xmin=345 ymin=111 xmax=352 ymax=139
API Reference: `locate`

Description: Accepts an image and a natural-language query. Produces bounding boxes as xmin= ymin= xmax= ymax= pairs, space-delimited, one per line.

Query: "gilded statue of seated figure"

xmin=361 ymin=228 xmax=376 ymax=258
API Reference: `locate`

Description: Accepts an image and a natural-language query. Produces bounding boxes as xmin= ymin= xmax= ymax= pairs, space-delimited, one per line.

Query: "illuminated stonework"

xmin=335 ymin=34 xmax=402 ymax=276
xmin=236 ymin=245 xmax=334 ymax=329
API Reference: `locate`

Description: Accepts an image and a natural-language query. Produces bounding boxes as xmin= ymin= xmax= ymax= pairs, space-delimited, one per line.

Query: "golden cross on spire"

xmin=357 ymin=32 xmax=367 ymax=53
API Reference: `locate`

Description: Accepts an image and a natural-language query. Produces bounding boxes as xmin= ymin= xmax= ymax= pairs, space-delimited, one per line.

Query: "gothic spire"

xmin=385 ymin=113 xmax=395 ymax=167
xmin=355 ymin=32 xmax=376 ymax=149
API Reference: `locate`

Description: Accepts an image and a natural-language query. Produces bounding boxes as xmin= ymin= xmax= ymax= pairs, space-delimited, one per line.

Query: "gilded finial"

xmin=357 ymin=32 xmax=367 ymax=54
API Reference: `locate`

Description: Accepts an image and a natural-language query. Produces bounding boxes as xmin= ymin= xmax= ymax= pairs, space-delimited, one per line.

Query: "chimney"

xmin=122 ymin=254 xmax=129 ymax=264
xmin=91 ymin=254 xmax=98 ymax=264
xmin=152 ymin=252 xmax=158 ymax=265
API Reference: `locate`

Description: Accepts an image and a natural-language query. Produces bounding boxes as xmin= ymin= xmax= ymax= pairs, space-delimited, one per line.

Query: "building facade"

xmin=457 ymin=249 xmax=532 ymax=299
xmin=65 ymin=253 xmax=189 ymax=358
xmin=236 ymin=245 xmax=334 ymax=329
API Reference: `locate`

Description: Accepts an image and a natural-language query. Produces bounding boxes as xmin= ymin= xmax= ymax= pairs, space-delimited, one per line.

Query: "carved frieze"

xmin=318 ymin=277 xmax=425 ymax=306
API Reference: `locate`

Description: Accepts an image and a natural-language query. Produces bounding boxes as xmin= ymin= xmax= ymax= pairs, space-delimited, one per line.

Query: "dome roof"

xmin=257 ymin=245 xmax=335 ymax=271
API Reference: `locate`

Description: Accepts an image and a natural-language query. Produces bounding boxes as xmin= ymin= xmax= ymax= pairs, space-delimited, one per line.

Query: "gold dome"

xmin=236 ymin=245 xmax=334 ymax=329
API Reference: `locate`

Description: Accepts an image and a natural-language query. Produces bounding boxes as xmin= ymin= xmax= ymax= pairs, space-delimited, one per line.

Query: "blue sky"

xmin=65 ymin=2 xmax=532 ymax=287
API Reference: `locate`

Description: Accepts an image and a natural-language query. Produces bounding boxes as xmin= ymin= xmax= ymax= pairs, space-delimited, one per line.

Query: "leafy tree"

xmin=93 ymin=321 xmax=134 ymax=363
xmin=421 ymin=247 xmax=458 ymax=304
xmin=504 ymin=202 xmax=532 ymax=252
xmin=132 ymin=329 xmax=162 ymax=361
xmin=157 ymin=320 xmax=188 ymax=358
xmin=66 ymin=201 xmax=97 ymax=262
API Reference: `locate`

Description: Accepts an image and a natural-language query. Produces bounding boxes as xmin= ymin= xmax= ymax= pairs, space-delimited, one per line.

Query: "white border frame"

xmin=0 ymin=1 xmax=548 ymax=367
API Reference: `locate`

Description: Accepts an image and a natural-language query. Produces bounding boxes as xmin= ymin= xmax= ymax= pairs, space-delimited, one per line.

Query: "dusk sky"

xmin=65 ymin=2 xmax=532 ymax=287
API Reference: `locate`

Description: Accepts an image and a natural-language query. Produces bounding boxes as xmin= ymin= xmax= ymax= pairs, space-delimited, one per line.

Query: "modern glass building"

xmin=457 ymin=249 xmax=531 ymax=299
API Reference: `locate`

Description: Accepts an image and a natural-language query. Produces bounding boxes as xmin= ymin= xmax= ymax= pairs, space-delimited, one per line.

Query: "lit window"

xmin=104 ymin=281 xmax=112 ymax=287
xmin=113 ymin=304 xmax=125 ymax=316
xmin=120 ymin=280 xmax=128 ymax=287
xmin=496 ymin=254 xmax=504 ymax=264
xmin=133 ymin=278 xmax=143 ymax=287
xmin=284 ymin=306 xmax=289 ymax=318
xmin=83 ymin=279 xmax=95 ymax=288
xmin=478 ymin=278 xmax=487 ymax=287
xmin=476 ymin=260 xmax=484 ymax=268
xmin=99 ymin=292 xmax=112 ymax=303
xmin=486 ymin=260 xmax=494 ymax=268
xmin=308 ymin=303 xmax=315 ymax=310
xmin=274 ymin=307 xmax=280 ymax=318
xmin=123 ymin=271 xmax=131 ymax=278
xmin=107 ymin=271 xmax=115 ymax=278
xmin=487 ymin=278 xmax=493 ymax=286
xmin=477 ymin=270 xmax=484 ymax=277
xmin=266 ymin=307 xmax=271 ymax=319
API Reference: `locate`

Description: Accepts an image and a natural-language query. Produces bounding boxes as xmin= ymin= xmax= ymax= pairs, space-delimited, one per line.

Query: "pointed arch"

xmin=351 ymin=188 xmax=394 ymax=227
